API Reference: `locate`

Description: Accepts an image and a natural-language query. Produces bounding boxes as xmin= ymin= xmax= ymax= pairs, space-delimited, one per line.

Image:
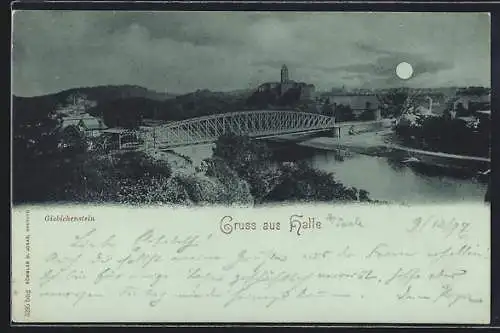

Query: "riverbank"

xmin=134 ymin=134 xmax=488 ymax=205
xmin=298 ymin=130 xmax=490 ymax=172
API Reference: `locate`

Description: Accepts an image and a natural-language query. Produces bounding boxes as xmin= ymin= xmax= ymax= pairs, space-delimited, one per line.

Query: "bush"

xmin=204 ymin=157 xmax=255 ymax=205
xmin=212 ymin=135 xmax=283 ymax=201
xmin=113 ymin=151 xmax=172 ymax=180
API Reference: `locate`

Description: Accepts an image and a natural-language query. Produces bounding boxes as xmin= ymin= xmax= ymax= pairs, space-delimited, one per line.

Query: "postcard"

xmin=11 ymin=10 xmax=491 ymax=324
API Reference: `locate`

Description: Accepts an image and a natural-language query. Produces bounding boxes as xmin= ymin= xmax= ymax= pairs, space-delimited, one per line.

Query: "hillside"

xmin=15 ymin=84 xmax=177 ymax=102
xmin=12 ymin=84 xmax=177 ymax=120
xmin=12 ymin=86 xmax=254 ymax=125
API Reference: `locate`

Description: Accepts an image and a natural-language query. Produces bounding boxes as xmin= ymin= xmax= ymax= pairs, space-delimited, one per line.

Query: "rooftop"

xmin=101 ymin=128 xmax=132 ymax=134
xmin=476 ymin=110 xmax=491 ymax=116
xmin=61 ymin=113 xmax=107 ymax=130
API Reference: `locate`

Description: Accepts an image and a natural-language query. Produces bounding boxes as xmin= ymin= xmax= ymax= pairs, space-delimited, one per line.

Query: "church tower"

xmin=281 ymin=64 xmax=289 ymax=83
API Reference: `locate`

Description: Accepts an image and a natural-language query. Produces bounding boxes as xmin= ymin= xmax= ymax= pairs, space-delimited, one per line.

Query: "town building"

xmin=325 ymin=94 xmax=381 ymax=120
xmin=451 ymin=93 xmax=491 ymax=117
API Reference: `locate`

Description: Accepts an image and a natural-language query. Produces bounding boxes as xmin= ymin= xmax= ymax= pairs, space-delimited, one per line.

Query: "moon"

xmin=396 ymin=62 xmax=414 ymax=80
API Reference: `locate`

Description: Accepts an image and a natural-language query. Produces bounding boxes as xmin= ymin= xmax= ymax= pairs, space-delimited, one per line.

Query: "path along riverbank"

xmin=297 ymin=130 xmax=490 ymax=171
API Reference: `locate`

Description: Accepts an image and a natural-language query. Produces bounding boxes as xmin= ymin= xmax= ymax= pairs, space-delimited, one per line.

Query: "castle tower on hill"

xmin=280 ymin=64 xmax=293 ymax=95
xmin=281 ymin=64 xmax=289 ymax=83
xmin=256 ymin=63 xmax=315 ymax=100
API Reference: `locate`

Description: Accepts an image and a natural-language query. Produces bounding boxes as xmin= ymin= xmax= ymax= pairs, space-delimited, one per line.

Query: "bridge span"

xmin=139 ymin=110 xmax=336 ymax=148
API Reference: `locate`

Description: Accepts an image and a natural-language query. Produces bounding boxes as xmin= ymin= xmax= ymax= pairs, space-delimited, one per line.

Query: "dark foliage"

xmin=246 ymin=86 xmax=304 ymax=109
xmin=89 ymin=98 xmax=150 ymax=128
xmin=358 ymin=109 xmax=376 ymax=121
xmin=376 ymin=88 xmax=412 ymax=118
xmin=265 ymin=161 xmax=359 ymax=202
xmin=456 ymin=86 xmax=490 ymax=96
xmin=212 ymin=134 xmax=372 ymax=204
xmin=277 ymin=87 xmax=302 ymax=106
xmin=89 ymin=89 xmax=250 ymax=124
xmin=12 ymin=100 xmax=174 ymax=204
xmin=12 ymin=98 xmax=63 ymax=203
xmin=14 ymin=85 xmax=175 ymax=104
xmin=335 ymin=104 xmax=356 ymax=122
xmin=246 ymin=86 xmax=280 ymax=109
xmin=212 ymin=134 xmax=278 ymax=201
xmin=394 ymin=115 xmax=490 ymax=157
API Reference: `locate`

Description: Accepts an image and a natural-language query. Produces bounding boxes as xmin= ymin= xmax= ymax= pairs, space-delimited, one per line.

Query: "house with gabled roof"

xmin=60 ymin=113 xmax=107 ymax=137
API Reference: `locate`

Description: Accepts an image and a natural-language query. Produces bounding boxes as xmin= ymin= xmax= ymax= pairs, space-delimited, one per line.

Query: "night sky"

xmin=12 ymin=11 xmax=490 ymax=97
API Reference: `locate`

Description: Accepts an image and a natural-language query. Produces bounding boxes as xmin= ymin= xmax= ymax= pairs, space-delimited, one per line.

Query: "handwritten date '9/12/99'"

xmin=220 ymin=214 xmax=323 ymax=236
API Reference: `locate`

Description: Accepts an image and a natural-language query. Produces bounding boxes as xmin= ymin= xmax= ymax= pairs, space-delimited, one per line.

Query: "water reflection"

xmin=307 ymin=150 xmax=488 ymax=204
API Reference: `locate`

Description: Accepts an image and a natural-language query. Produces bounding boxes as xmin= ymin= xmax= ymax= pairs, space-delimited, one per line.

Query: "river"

xmin=305 ymin=149 xmax=488 ymax=204
xmin=173 ymin=140 xmax=488 ymax=204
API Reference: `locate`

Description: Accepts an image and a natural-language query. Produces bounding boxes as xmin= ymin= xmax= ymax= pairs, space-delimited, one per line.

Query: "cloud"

xmin=313 ymin=42 xmax=456 ymax=87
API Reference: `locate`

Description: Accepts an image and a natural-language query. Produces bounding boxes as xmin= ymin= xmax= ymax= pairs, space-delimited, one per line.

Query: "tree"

xmin=394 ymin=114 xmax=490 ymax=157
xmin=59 ymin=125 xmax=87 ymax=155
xmin=277 ymin=87 xmax=301 ymax=106
xmin=100 ymin=104 xmax=143 ymax=128
xmin=335 ymin=104 xmax=355 ymax=122
xmin=246 ymin=88 xmax=279 ymax=109
xmin=376 ymin=88 xmax=421 ymax=118
xmin=265 ymin=161 xmax=364 ymax=203
xmin=12 ymin=99 xmax=63 ymax=203
xmin=212 ymin=134 xmax=279 ymax=201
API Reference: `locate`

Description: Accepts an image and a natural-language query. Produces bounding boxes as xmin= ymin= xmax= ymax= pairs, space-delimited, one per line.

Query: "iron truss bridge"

xmin=139 ymin=110 xmax=336 ymax=148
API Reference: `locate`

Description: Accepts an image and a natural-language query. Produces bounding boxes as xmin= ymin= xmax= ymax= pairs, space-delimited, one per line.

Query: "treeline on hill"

xmin=14 ymin=86 xmax=254 ymax=130
xmin=87 ymin=86 xmax=309 ymax=129
xmin=16 ymin=85 xmax=175 ymax=105
xmin=13 ymin=84 xmax=178 ymax=129
xmin=456 ymin=86 xmax=490 ymax=96
xmin=87 ymin=89 xmax=252 ymax=128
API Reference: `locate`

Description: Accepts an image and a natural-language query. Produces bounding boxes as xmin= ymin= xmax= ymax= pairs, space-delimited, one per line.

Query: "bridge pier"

xmin=331 ymin=127 xmax=341 ymax=138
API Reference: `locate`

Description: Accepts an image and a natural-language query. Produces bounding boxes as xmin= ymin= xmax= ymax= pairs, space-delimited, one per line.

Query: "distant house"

xmin=60 ymin=113 xmax=107 ymax=137
xmin=458 ymin=109 xmax=490 ymax=123
xmin=327 ymin=94 xmax=381 ymax=120
xmin=476 ymin=110 xmax=491 ymax=118
xmin=451 ymin=93 xmax=491 ymax=117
